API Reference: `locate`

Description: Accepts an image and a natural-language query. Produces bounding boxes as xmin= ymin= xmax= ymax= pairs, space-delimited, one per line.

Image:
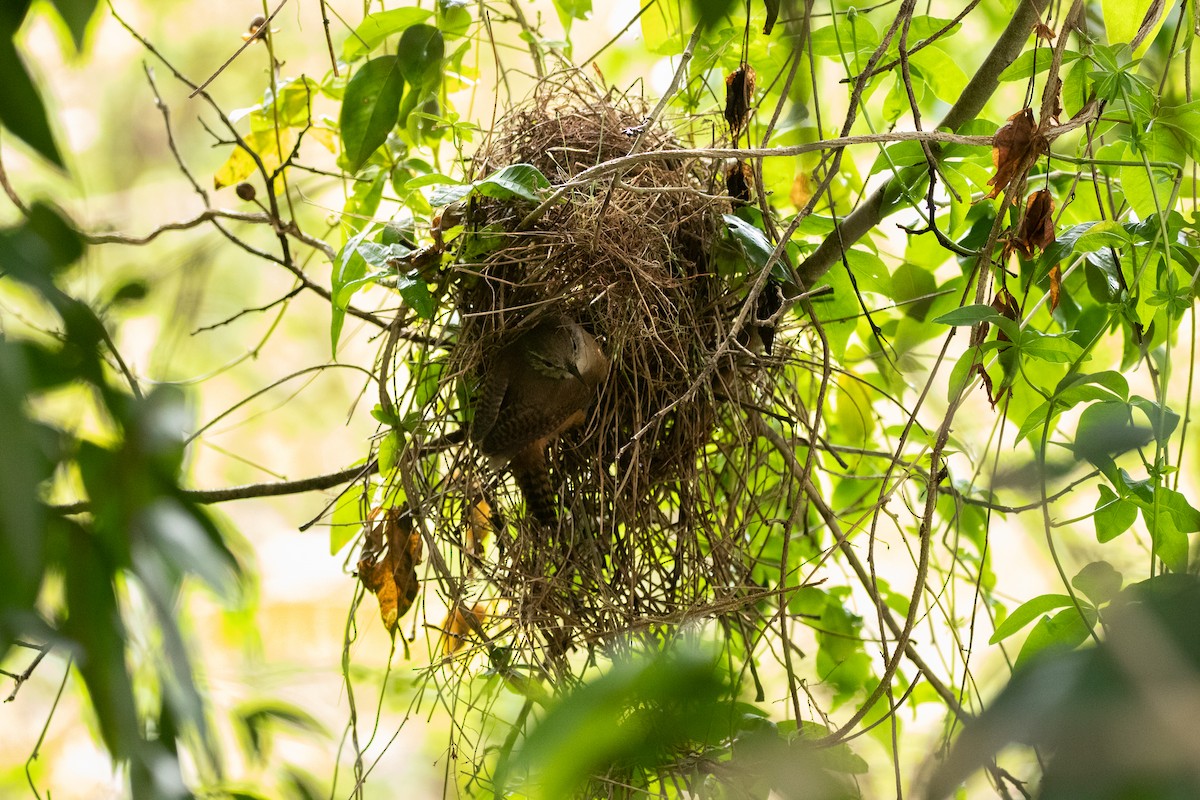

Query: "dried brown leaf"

xmin=724 ymin=63 xmax=756 ymax=137
xmin=1016 ymin=189 xmax=1056 ymax=256
xmin=1049 ymin=264 xmax=1062 ymax=312
xmin=357 ymin=508 xmax=422 ymax=632
xmin=725 ymin=161 xmax=753 ymax=204
xmin=986 ymin=108 xmax=1045 ymax=199
xmin=790 ymin=171 xmax=813 ymax=208
xmin=466 ymin=495 xmax=493 ymax=556
xmin=443 ymin=604 xmax=487 ymax=655
xmin=990 ymin=287 xmax=1020 ymax=344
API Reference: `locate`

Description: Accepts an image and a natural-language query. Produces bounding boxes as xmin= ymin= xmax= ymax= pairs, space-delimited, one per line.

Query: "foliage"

xmin=3 ymin=0 xmax=1200 ymax=798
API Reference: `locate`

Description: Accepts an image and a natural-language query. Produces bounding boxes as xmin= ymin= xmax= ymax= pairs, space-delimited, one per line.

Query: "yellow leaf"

xmin=213 ymin=127 xmax=296 ymax=190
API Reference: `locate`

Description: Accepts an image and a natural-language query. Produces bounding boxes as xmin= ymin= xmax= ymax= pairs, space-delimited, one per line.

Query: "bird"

xmin=470 ymin=317 xmax=610 ymax=525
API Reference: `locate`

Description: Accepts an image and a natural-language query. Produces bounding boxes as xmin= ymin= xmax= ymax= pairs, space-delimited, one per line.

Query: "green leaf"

xmin=0 ymin=34 xmax=64 ymax=168
xmin=1018 ymin=330 xmax=1085 ymax=363
xmin=640 ymin=1 xmax=687 ymax=55
xmin=809 ymin=16 xmax=878 ymax=57
xmin=1095 ymin=484 xmax=1137 ymax=542
xmin=475 ymin=163 xmax=550 ymax=202
xmin=48 ymin=0 xmax=100 ymax=52
xmin=1072 ymin=401 xmax=1153 ymax=466
xmin=397 ymin=25 xmax=444 ymax=88
xmin=1102 ymin=0 xmax=1164 ymax=50
xmin=998 ymin=47 xmax=1080 ymax=81
xmin=329 ymin=486 xmax=365 ymax=556
xmin=1015 ymin=606 xmax=1096 ymax=668
xmin=437 ymin=0 xmax=473 ymax=38
xmin=395 ymin=275 xmax=436 ymax=319
xmin=1129 ymin=395 xmax=1180 ymax=444
xmin=342 ymin=7 xmax=433 ymax=61
xmin=0 ymin=345 xmax=52 ymax=631
xmin=330 ymin=224 xmax=376 ymax=353
xmin=1147 ymin=498 xmax=1191 ymax=572
xmin=990 ymin=594 xmax=1076 ymax=644
xmin=552 ymin=0 xmax=592 ymax=21
xmin=428 ymin=182 xmax=474 ymax=207
xmin=61 ymin=523 xmax=141 ymax=760
xmin=1072 ymin=561 xmax=1122 ymax=605
xmin=723 ymin=214 xmax=774 ymax=272
xmin=933 ymin=304 xmax=998 ymax=326
xmin=339 ymin=56 xmax=405 ymax=174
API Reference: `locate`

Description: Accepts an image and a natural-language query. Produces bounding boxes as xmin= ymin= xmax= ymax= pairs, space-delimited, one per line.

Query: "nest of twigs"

xmin=420 ymin=72 xmax=783 ymax=668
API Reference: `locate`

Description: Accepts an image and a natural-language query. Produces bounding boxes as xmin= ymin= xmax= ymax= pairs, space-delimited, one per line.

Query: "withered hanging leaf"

xmin=1048 ymin=264 xmax=1063 ymax=312
xmin=442 ymin=604 xmax=486 ymax=655
xmin=724 ymin=63 xmax=757 ymax=137
xmin=763 ymin=0 xmax=781 ymax=34
xmin=465 ymin=495 xmax=493 ymax=556
xmin=753 ymin=278 xmax=785 ymax=356
xmin=1042 ymin=74 xmax=1064 ymax=124
xmin=986 ymin=108 xmax=1045 ymax=199
xmin=971 ymin=362 xmax=1010 ymax=409
xmin=725 ymin=160 xmax=753 ymax=204
xmin=357 ymin=508 xmax=422 ymax=632
xmin=990 ymin=287 xmax=1020 ymax=344
xmin=1034 ymin=22 xmax=1056 ymax=40
xmin=1015 ymin=189 xmax=1056 ymax=256
xmin=791 ymin=171 xmax=813 ymax=208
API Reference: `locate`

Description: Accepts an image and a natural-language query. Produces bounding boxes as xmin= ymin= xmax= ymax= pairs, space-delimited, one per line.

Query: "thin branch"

xmin=188 ymin=0 xmax=291 ymax=98
xmin=795 ymin=0 xmax=1053 ymax=288
xmin=52 ymin=460 xmax=379 ymax=516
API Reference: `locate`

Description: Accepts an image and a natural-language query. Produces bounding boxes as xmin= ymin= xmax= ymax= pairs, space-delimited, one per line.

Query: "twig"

xmin=52 ymin=460 xmax=379 ymax=516
xmin=3 ymin=641 xmax=51 ymax=703
xmin=795 ymin=0 xmax=1053 ymax=288
xmin=188 ymin=0 xmax=291 ymax=98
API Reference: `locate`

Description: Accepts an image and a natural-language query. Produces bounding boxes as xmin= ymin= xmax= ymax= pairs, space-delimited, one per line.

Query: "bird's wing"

xmin=470 ymin=363 xmax=509 ymax=446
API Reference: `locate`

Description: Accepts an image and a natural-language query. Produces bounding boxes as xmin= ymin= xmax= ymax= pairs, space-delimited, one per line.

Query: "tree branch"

xmin=795 ymin=0 xmax=1051 ymax=289
xmin=52 ymin=460 xmax=378 ymax=516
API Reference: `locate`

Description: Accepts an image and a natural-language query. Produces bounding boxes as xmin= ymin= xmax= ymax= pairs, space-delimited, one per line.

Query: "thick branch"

xmin=795 ymin=0 xmax=1051 ymax=288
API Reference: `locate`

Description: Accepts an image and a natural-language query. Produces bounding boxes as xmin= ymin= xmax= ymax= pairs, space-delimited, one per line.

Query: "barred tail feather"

xmin=513 ymin=463 xmax=559 ymax=526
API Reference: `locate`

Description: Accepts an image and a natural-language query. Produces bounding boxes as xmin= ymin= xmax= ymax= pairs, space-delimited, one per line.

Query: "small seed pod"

xmin=235 ymin=182 xmax=257 ymax=201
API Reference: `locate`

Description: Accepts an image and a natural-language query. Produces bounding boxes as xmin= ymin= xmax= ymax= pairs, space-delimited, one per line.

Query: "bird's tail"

xmin=510 ymin=447 xmax=559 ymax=526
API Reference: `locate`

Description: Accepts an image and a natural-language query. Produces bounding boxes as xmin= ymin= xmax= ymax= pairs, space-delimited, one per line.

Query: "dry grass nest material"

xmin=439 ymin=74 xmax=778 ymax=663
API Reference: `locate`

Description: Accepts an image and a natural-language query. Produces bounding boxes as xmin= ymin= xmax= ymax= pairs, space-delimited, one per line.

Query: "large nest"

xmin=416 ymin=73 xmax=783 ymax=668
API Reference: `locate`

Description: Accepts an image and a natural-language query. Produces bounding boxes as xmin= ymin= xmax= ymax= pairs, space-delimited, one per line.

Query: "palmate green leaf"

xmin=339 ymin=56 xmax=405 ymax=174
xmin=990 ymin=594 xmax=1076 ymax=644
xmin=342 ymin=7 xmax=433 ymax=61
xmin=1095 ymin=484 xmax=1138 ymax=542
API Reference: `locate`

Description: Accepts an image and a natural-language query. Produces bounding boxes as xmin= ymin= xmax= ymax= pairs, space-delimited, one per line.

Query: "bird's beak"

xmin=567 ymin=362 xmax=585 ymax=384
